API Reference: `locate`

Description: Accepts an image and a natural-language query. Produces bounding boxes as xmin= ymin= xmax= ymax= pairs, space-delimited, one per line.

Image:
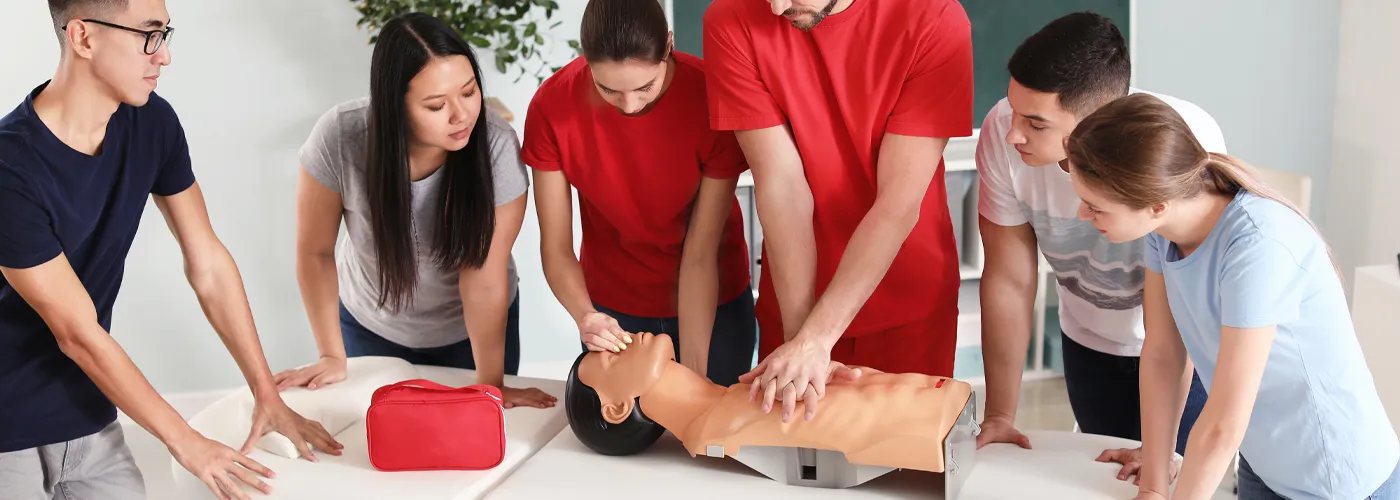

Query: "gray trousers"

xmin=0 ymin=421 xmax=145 ymax=500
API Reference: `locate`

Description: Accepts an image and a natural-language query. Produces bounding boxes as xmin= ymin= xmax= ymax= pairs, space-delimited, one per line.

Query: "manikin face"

xmin=1068 ymin=166 xmax=1164 ymax=244
xmin=404 ymin=55 xmax=482 ymax=152
xmin=577 ymin=332 xmax=673 ymax=423
xmin=589 ymin=50 xmax=669 ymax=116
xmin=69 ymin=0 xmax=173 ymax=107
xmin=767 ymin=0 xmax=840 ymax=30
xmin=1004 ymin=78 xmax=1080 ymax=168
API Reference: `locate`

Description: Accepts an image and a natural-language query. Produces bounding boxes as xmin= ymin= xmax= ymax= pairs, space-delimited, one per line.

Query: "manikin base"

xmin=699 ymin=391 xmax=980 ymax=499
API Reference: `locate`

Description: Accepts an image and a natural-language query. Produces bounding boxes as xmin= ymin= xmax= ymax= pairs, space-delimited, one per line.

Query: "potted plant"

xmin=349 ymin=0 xmax=581 ymax=85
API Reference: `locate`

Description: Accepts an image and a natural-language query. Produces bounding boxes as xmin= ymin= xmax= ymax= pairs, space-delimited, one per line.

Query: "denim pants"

xmin=1061 ymin=331 xmax=1209 ymax=456
xmin=339 ymin=293 xmax=521 ymax=375
xmin=590 ymin=285 xmax=757 ymax=386
xmin=1238 ymin=455 xmax=1400 ymax=499
xmin=0 ymin=421 xmax=143 ymax=500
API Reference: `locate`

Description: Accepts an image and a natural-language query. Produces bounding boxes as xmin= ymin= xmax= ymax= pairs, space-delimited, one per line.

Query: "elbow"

xmin=51 ymin=318 xmax=99 ymax=364
xmin=1194 ymin=418 xmax=1248 ymax=453
xmin=873 ymin=196 xmax=922 ymax=233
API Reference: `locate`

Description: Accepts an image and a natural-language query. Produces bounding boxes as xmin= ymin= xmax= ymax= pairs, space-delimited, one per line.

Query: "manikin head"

xmin=566 ymin=332 xmax=674 ymax=456
xmin=1004 ymin=12 xmax=1130 ymax=167
xmin=579 ymin=0 xmax=674 ymax=116
xmin=766 ymin=0 xmax=842 ymax=31
xmin=365 ymin=13 xmax=497 ymax=314
xmin=50 ymin=0 xmax=174 ymax=107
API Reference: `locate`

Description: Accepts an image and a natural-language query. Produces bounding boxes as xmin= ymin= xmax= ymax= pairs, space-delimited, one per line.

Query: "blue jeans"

xmin=1061 ymin=332 xmax=1208 ymax=456
xmin=590 ymin=285 xmax=756 ymax=386
xmin=339 ymin=294 xmax=521 ymax=375
xmin=1238 ymin=455 xmax=1400 ymax=499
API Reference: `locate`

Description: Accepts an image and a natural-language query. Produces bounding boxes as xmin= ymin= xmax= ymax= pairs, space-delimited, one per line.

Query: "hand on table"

xmin=739 ymin=338 xmax=860 ymax=423
xmin=500 ymin=386 xmax=558 ymax=409
xmin=975 ymin=415 xmax=1032 ymax=449
xmin=272 ymin=355 xmax=346 ymax=391
xmin=169 ymin=431 xmax=275 ymax=500
xmin=1098 ymin=446 xmax=1179 ymax=486
xmin=241 ymin=399 xmax=343 ymax=462
xmin=579 ymin=311 xmax=631 ymax=353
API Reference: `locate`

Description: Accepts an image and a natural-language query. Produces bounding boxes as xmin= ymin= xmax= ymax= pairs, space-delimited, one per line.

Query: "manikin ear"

xmin=601 ymin=398 xmax=635 ymax=425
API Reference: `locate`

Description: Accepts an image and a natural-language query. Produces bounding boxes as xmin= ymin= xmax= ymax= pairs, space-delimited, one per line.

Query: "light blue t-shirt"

xmin=1146 ymin=190 xmax=1398 ymax=500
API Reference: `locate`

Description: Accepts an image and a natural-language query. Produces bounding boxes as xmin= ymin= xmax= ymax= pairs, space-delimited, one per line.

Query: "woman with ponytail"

xmin=273 ymin=13 xmax=556 ymax=409
xmin=1066 ymin=93 xmax=1399 ymax=500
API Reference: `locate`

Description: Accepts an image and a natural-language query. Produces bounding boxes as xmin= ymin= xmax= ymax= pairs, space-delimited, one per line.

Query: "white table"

xmin=487 ymin=427 xmax=1234 ymax=499
xmin=1353 ymin=263 xmax=1400 ymax=435
xmin=153 ymin=365 xmax=566 ymax=500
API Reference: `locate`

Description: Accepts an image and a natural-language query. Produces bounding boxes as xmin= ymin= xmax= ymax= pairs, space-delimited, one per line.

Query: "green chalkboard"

xmin=672 ymin=0 xmax=1131 ymax=126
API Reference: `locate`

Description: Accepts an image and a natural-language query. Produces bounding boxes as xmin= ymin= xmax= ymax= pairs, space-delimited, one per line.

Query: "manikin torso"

xmin=634 ymin=362 xmax=971 ymax=473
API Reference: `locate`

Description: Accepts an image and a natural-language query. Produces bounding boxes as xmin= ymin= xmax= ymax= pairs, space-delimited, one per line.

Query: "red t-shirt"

xmin=521 ymin=52 xmax=752 ymax=318
xmin=703 ymin=0 xmax=974 ymax=338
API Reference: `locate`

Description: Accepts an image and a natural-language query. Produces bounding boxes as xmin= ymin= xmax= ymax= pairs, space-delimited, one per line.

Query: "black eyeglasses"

xmin=63 ymin=19 xmax=174 ymax=55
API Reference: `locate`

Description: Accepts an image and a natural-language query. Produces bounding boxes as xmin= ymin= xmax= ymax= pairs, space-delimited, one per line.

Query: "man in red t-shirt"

xmin=703 ymin=0 xmax=973 ymax=421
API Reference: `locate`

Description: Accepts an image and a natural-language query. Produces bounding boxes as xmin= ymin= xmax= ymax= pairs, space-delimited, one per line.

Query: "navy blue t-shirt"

xmin=0 ymin=82 xmax=195 ymax=452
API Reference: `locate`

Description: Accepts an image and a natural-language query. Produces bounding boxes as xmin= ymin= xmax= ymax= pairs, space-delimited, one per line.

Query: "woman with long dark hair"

xmin=274 ymin=13 xmax=555 ymax=409
xmin=521 ymin=0 xmax=756 ymax=385
xmin=1065 ymin=93 xmax=1398 ymax=500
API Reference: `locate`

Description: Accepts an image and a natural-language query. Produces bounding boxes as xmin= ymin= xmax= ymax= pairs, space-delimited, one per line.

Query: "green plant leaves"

xmin=349 ymin=0 xmax=581 ymax=82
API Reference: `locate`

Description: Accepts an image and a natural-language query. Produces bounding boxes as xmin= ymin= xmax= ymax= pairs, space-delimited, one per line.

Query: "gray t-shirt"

xmin=299 ymin=96 xmax=528 ymax=348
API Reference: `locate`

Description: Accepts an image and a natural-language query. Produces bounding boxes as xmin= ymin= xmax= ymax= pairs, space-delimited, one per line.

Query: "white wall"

xmin=1133 ymin=0 xmax=1341 ymax=225
xmin=0 ymin=0 xmax=591 ymax=393
xmin=1324 ymin=0 xmax=1400 ymax=283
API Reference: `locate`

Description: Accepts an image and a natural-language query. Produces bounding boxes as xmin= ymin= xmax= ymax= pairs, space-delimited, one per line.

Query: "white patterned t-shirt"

xmin=975 ymin=89 xmax=1227 ymax=356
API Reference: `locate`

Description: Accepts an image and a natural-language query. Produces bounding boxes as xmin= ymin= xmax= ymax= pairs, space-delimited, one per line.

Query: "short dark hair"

xmin=579 ymin=0 xmax=670 ymax=64
xmin=564 ymin=352 xmax=665 ymax=456
xmin=49 ymin=0 xmax=126 ymax=42
xmin=1007 ymin=12 xmax=1131 ymax=116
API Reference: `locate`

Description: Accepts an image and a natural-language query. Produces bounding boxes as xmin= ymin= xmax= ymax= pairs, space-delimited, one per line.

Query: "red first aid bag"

xmin=365 ymin=379 xmax=506 ymax=471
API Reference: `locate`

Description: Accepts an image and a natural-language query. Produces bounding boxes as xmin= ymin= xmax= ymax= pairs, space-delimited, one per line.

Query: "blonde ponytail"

xmin=1202 ymin=153 xmax=1343 ymax=282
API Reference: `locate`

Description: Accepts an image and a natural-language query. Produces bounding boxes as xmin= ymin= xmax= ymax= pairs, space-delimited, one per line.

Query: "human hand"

xmin=578 ymin=311 xmax=631 ymax=353
xmin=975 ymin=415 xmax=1032 ymax=450
xmin=169 ymin=431 xmax=275 ymax=500
xmin=1097 ymin=446 xmax=1179 ymax=486
xmin=240 ymin=399 xmax=342 ymax=463
xmin=272 ymin=356 xmax=347 ymax=391
xmin=500 ymin=386 xmax=558 ymax=409
xmin=738 ymin=335 xmax=832 ymax=422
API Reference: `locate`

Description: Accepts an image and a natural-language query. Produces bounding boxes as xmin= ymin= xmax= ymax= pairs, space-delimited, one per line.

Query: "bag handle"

xmin=375 ymin=379 xmax=503 ymax=401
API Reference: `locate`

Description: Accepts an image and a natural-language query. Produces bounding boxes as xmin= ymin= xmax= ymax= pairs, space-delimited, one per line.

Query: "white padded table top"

xmin=170 ymin=359 xmax=567 ymax=500
xmin=487 ymin=428 xmax=1233 ymax=499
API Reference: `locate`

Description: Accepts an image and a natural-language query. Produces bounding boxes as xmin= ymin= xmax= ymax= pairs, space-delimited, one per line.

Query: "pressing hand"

xmin=975 ymin=416 xmax=1032 ymax=450
xmin=1097 ymin=446 xmax=1179 ymax=486
xmin=240 ymin=399 xmax=343 ymax=463
xmin=579 ymin=311 xmax=631 ymax=353
xmin=169 ymin=431 xmax=275 ymax=500
xmin=273 ymin=355 xmax=347 ymax=391
xmin=500 ymin=386 xmax=558 ymax=409
xmin=739 ymin=339 xmax=854 ymax=423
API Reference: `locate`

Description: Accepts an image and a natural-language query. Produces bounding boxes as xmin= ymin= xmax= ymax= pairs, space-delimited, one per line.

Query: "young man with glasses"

xmin=0 ymin=1 xmax=340 ymax=499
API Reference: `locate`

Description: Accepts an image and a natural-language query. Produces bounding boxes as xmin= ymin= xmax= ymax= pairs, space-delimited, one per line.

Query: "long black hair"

xmin=366 ymin=13 xmax=495 ymax=313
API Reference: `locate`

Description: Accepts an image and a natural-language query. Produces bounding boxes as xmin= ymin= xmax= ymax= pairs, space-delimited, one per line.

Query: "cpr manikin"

xmin=565 ymin=332 xmax=980 ymax=497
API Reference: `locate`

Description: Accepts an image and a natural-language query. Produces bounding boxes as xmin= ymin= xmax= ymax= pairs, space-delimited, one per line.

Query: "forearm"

xmin=799 ymin=200 xmax=919 ymax=348
xmin=755 ymin=181 xmax=817 ymax=340
xmin=187 ymin=248 xmax=277 ymax=400
xmin=296 ymin=252 xmax=345 ymax=360
xmin=1137 ymin=347 xmax=1191 ymax=494
xmin=980 ymin=278 xmax=1037 ymax=421
xmin=463 ymin=287 xmax=510 ymax=387
xmin=677 ymin=254 xmax=720 ymax=367
xmin=540 ymin=247 xmax=596 ymax=325
xmin=1173 ymin=408 xmax=1245 ymax=499
xmin=57 ymin=325 xmax=197 ymax=446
